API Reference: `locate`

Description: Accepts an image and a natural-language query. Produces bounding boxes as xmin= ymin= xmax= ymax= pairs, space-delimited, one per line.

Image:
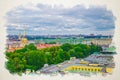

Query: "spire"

xmin=21 ymin=26 xmax=28 ymax=46
xmin=23 ymin=26 xmax=26 ymax=38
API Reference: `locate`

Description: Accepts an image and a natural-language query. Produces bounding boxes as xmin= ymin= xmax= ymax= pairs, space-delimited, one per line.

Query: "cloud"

xmin=6 ymin=4 xmax=115 ymax=35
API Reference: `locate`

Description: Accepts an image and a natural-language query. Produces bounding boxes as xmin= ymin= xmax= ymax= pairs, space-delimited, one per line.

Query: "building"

xmin=91 ymin=39 xmax=112 ymax=46
xmin=39 ymin=54 xmax=114 ymax=76
xmin=7 ymin=28 xmax=28 ymax=52
xmin=36 ymin=44 xmax=61 ymax=49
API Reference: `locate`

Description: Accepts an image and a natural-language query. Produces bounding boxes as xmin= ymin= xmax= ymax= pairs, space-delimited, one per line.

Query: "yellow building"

xmin=62 ymin=65 xmax=113 ymax=74
xmin=63 ymin=66 xmax=102 ymax=72
xmin=80 ymin=59 xmax=89 ymax=64
xmin=106 ymin=67 xmax=113 ymax=73
xmin=62 ymin=60 xmax=114 ymax=74
xmin=91 ymin=39 xmax=112 ymax=46
xmin=88 ymin=64 xmax=99 ymax=67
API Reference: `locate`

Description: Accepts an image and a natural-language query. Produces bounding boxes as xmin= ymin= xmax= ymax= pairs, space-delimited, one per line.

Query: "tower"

xmin=23 ymin=27 xmax=26 ymax=38
xmin=21 ymin=27 xmax=28 ymax=46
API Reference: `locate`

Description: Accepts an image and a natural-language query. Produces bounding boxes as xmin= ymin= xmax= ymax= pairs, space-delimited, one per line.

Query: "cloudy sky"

xmin=6 ymin=4 xmax=115 ymax=35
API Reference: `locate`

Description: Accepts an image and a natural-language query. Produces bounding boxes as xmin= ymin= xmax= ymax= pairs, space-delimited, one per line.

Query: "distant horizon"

xmin=7 ymin=33 xmax=113 ymax=36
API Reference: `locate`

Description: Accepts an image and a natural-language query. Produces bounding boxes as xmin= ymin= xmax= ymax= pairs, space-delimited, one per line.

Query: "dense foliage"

xmin=5 ymin=43 xmax=102 ymax=75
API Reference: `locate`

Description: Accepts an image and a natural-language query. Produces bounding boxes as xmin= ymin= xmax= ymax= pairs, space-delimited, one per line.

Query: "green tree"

xmin=68 ymin=49 xmax=76 ymax=57
xmin=58 ymin=49 xmax=65 ymax=61
xmin=5 ymin=42 xmax=102 ymax=75
xmin=27 ymin=50 xmax=46 ymax=70
xmin=61 ymin=43 xmax=74 ymax=52
xmin=45 ymin=52 xmax=53 ymax=65
xmin=54 ymin=54 xmax=62 ymax=64
xmin=26 ymin=43 xmax=37 ymax=50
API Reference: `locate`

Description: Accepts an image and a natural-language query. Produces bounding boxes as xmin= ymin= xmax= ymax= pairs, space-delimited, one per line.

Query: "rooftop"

xmin=36 ymin=44 xmax=61 ymax=49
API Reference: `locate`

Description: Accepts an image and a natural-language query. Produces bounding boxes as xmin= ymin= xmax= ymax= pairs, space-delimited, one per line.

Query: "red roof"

xmin=36 ymin=44 xmax=61 ymax=49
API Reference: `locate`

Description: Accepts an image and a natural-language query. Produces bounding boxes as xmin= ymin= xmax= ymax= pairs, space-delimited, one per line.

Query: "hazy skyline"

xmin=6 ymin=4 xmax=115 ymax=35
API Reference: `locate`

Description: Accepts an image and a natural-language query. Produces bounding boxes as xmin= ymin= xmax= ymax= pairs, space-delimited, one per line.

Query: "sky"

xmin=6 ymin=4 xmax=115 ymax=35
